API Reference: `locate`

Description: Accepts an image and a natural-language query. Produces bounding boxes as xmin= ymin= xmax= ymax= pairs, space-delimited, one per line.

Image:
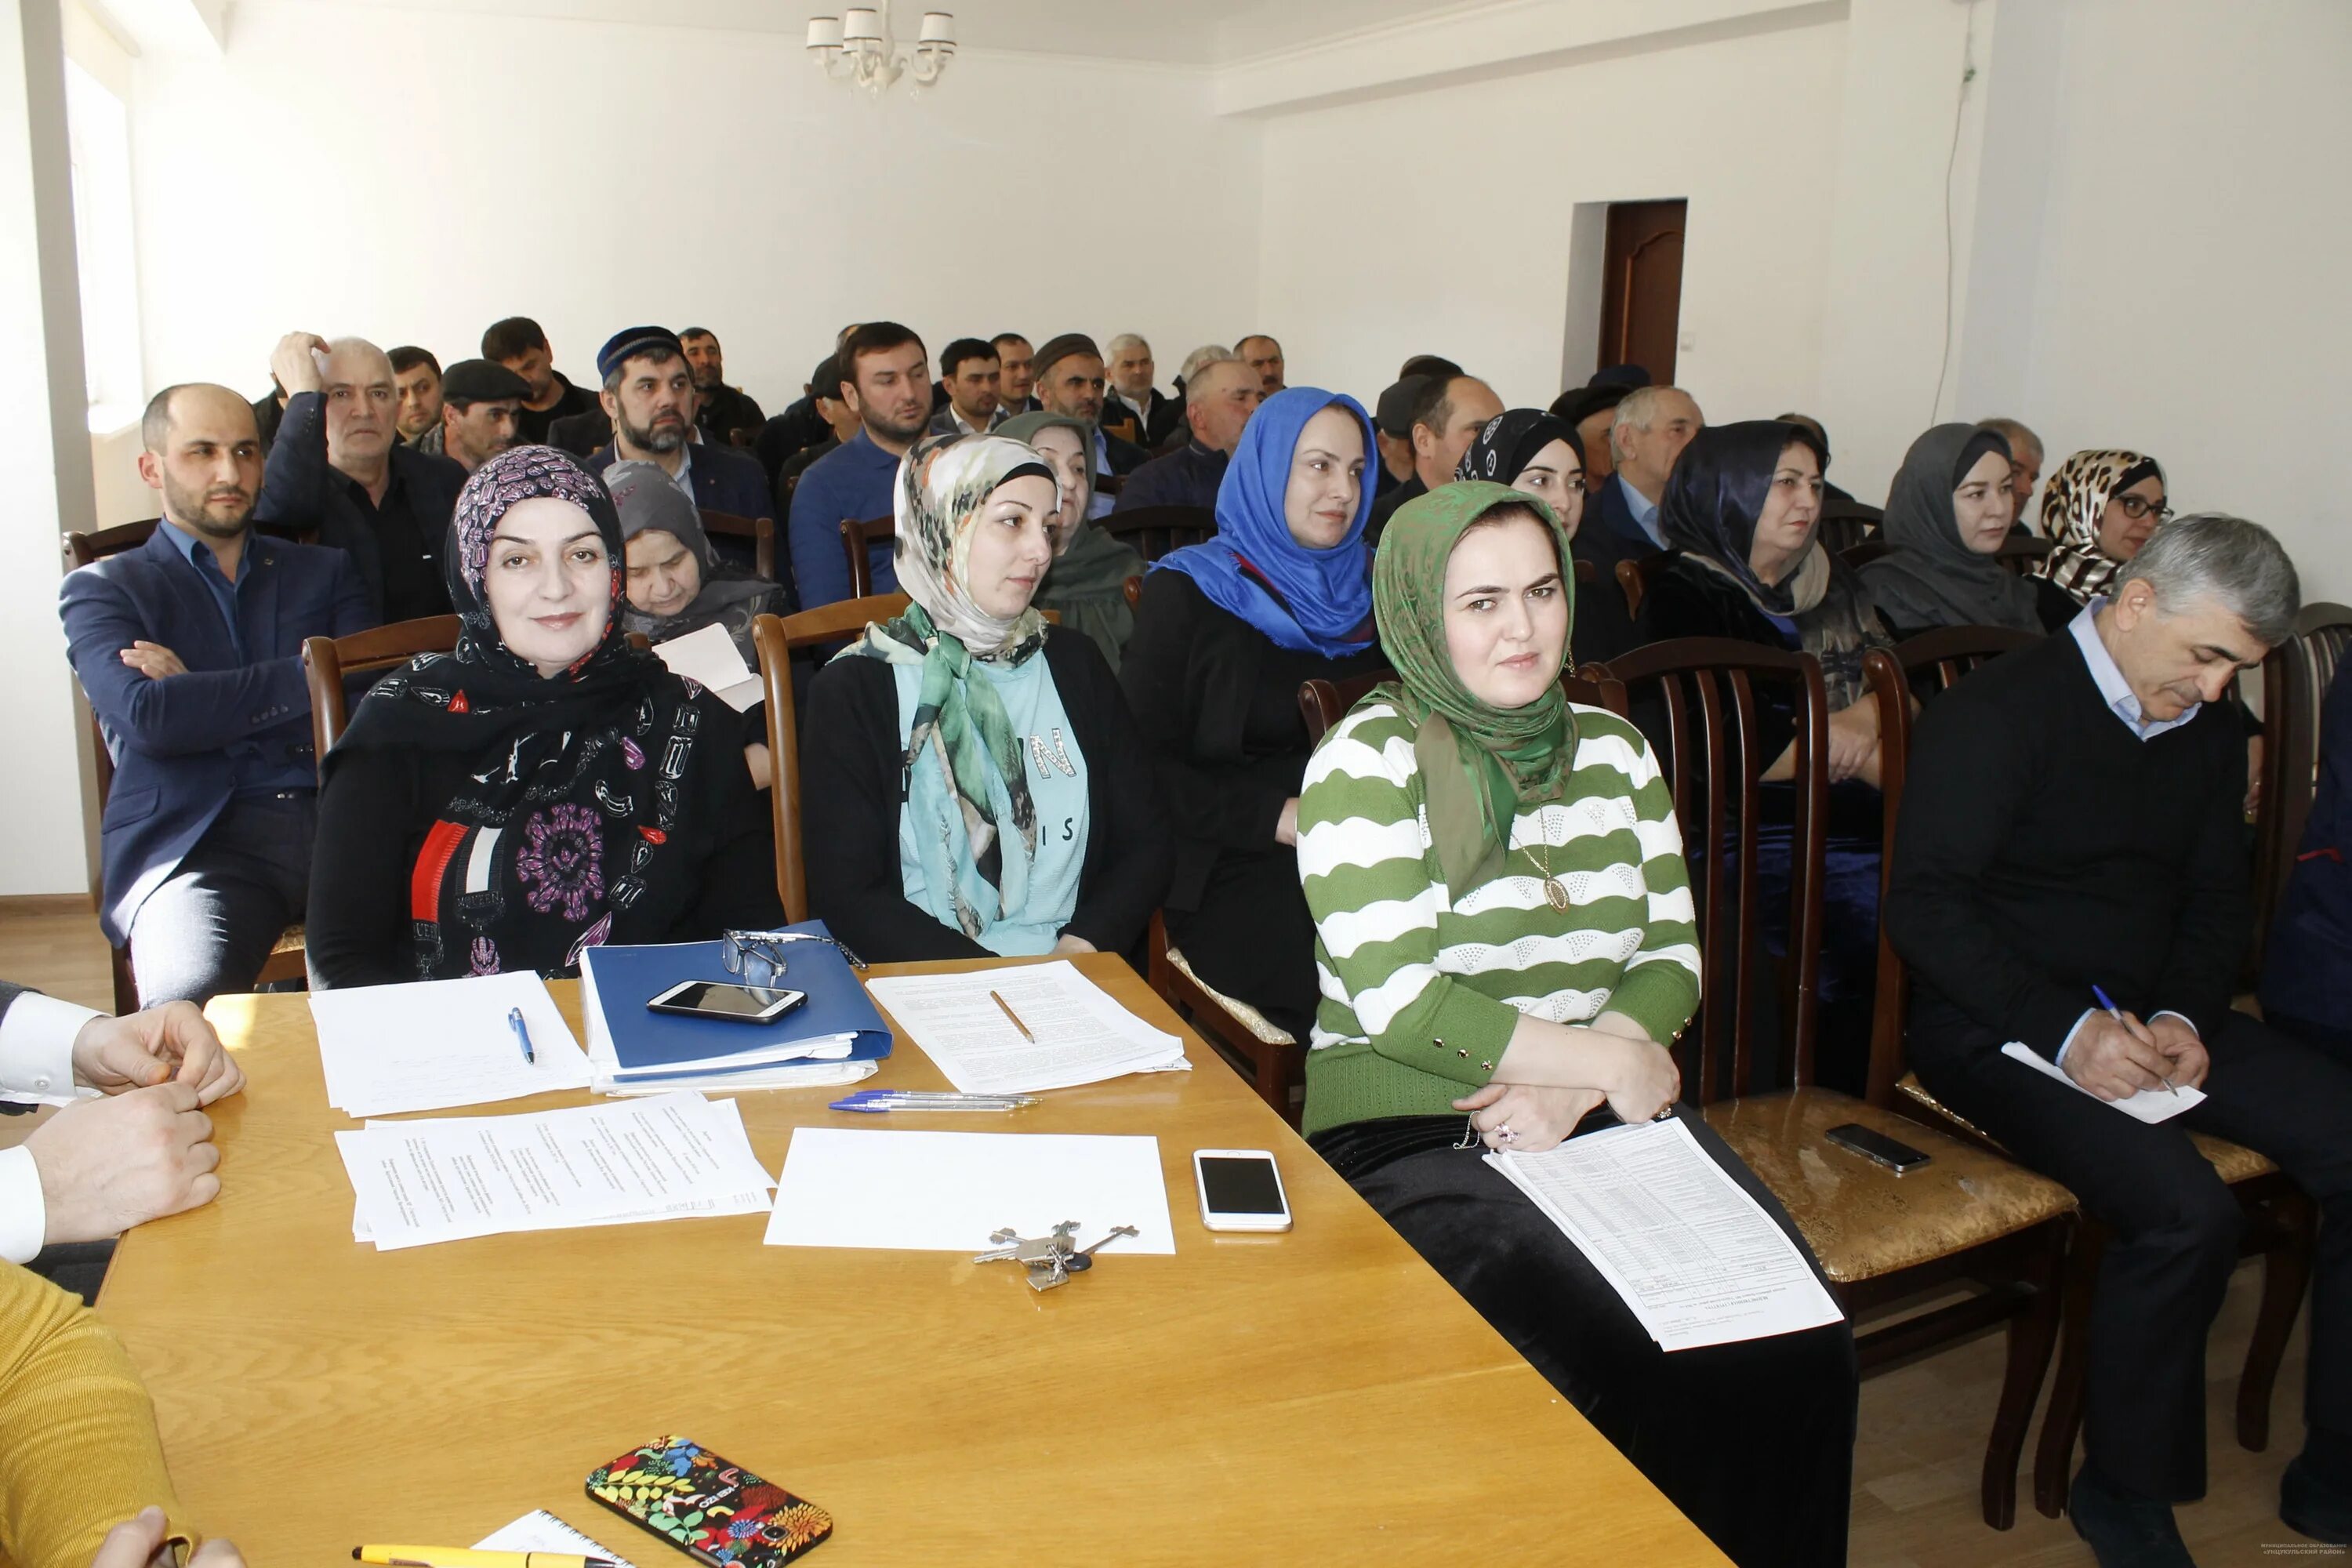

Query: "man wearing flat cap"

xmin=583 ymin=327 xmax=771 ymax=550
xmin=1033 ymin=333 xmax=1147 ymax=517
xmin=413 ymin=359 xmax=529 ymax=474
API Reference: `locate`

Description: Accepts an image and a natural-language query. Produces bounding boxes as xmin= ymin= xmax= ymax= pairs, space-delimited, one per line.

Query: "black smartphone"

xmin=1825 ymin=1122 xmax=1931 ymax=1175
xmin=646 ymin=979 xmax=808 ymax=1025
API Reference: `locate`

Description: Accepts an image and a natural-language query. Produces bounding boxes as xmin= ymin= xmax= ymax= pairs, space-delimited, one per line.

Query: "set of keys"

xmin=973 ymin=1221 xmax=1141 ymax=1292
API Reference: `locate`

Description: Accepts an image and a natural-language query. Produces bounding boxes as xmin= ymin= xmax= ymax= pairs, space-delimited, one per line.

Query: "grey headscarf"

xmin=608 ymin=460 xmax=784 ymax=660
xmin=1859 ymin=423 xmax=2041 ymax=634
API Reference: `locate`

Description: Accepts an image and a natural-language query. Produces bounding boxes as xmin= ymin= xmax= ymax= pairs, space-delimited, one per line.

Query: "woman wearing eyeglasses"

xmin=2033 ymin=449 xmax=2171 ymax=626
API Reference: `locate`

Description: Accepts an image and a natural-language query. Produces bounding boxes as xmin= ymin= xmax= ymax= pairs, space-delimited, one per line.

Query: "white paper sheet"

xmin=311 ymin=972 xmax=590 ymax=1118
xmin=763 ymin=1126 xmax=1174 ymax=1254
xmin=1999 ymin=1040 xmax=2205 ymax=1123
xmin=653 ymin=621 xmax=763 ymax=711
xmin=338 ymin=1091 xmax=772 ymax=1250
xmin=862 ymin=960 xmax=1188 ymax=1095
xmin=1486 ymin=1118 xmax=1846 ymax=1352
xmin=475 ymin=1511 xmax=637 ymax=1566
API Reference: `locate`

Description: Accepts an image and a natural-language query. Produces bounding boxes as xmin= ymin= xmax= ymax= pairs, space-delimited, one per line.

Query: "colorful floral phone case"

xmin=586 ymin=1436 xmax=833 ymax=1567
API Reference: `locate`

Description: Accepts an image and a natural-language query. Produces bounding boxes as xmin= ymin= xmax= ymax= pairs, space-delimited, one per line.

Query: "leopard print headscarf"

xmin=2036 ymin=448 xmax=2164 ymax=606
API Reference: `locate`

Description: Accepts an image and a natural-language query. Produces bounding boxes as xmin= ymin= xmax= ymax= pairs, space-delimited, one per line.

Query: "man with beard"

xmin=584 ymin=327 xmax=771 ymax=547
xmin=789 ymin=321 xmax=932 ymax=607
xmin=412 ymin=358 xmax=528 ymax=474
xmin=389 ymin=347 xmax=441 ymax=445
xmin=679 ymin=327 xmax=765 ymax=441
xmin=255 ymin=332 xmax=466 ymax=622
xmin=59 ymin=384 xmax=373 ymax=1005
xmin=1032 ymin=333 xmax=1146 ymax=515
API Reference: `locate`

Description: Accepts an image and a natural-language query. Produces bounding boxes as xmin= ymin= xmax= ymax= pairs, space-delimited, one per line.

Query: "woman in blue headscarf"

xmin=1120 ymin=387 xmax=1388 ymax=1039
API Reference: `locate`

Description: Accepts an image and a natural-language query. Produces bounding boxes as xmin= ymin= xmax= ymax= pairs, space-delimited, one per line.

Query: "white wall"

xmin=2002 ymin=0 xmax=2352 ymax=601
xmin=129 ymin=1 xmax=1263 ymax=423
xmin=1253 ymin=12 xmax=1845 ymax=418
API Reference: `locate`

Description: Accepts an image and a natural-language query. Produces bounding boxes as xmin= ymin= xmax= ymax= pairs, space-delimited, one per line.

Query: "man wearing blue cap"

xmin=584 ymin=326 xmax=773 ymax=577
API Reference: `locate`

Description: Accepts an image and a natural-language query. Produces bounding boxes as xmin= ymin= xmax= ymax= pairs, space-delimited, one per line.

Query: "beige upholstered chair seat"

xmin=1161 ymin=944 xmax=1296 ymax=1047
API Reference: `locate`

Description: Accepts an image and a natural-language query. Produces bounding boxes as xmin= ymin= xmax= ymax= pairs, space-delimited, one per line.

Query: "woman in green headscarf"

xmin=799 ymin=433 xmax=1168 ymax=961
xmin=1294 ymin=482 xmax=1857 ymax=1568
xmin=996 ymin=409 xmax=1146 ymax=673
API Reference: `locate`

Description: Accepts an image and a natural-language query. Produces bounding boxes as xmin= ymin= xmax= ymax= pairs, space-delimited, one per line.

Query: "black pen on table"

xmin=2092 ymin=984 xmax=2173 ymax=1094
xmin=507 ymin=1005 xmax=535 ymax=1065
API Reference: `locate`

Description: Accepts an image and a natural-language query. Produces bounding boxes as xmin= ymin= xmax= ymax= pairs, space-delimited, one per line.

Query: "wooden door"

xmin=1598 ymin=199 xmax=1686 ymax=385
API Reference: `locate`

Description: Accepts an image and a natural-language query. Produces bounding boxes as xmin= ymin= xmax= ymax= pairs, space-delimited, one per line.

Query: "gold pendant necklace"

xmin=1523 ymin=837 xmax=1572 ymax=912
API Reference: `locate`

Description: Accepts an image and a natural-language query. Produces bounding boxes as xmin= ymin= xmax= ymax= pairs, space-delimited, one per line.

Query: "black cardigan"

xmin=1119 ymin=569 xmax=1388 ymax=913
xmin=1886 ymin=630 xmax=2248 ymax=1065
xmin=799 ymin=626 xmax=1170 ymax=963
xmin=307 ymin=689 xmax=783 ymax=987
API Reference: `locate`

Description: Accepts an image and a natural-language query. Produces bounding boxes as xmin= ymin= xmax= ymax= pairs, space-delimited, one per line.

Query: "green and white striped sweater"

xmin=1295 ymin=699 xmax=1701 ymax=1136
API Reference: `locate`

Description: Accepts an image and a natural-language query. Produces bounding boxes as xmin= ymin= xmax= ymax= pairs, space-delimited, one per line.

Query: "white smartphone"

xmin=645 ymin=979 xmax=807 ymax=1025
xmin=1193 ymin=1149 xmax=1293 ymax=1232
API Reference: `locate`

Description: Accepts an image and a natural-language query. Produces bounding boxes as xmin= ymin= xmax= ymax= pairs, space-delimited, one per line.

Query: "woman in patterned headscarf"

xmin=800 ymin=433 xmax=1168 ymax=961
xmin=307 ymin=445 xmax=781 ymax=985
xmin=2034 ymin=448 xmax=2169 ymax=614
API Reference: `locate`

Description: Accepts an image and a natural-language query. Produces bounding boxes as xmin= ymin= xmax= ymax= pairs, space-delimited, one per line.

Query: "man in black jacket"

xmin=483 ymin=315 xmax=599 ymax=446
xmin=1887 ymin=515 xmax=2352 ymax=1564
xmin=1032 ymin=334 xmax=1145 ymax=514
xmin=254 ymin=332 xmax=466 ymax=622
xmin=680 ymin=327 xmax=765 ymax=441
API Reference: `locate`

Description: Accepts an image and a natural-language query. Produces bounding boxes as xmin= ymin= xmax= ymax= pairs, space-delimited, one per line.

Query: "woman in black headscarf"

xmin=1859 ymin=423 xmax=2045 ymax=638
xmin=1642 ymin=421 xmax=1893 ymax=1094
xmin=306 ymin=446 xmax=782 ymax=986
xmin=1453 ymin=409 xmax=1638 ymax=664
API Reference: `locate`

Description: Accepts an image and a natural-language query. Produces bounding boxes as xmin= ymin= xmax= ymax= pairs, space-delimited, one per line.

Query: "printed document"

xmin=862 ymin=960 xmax=1187 ymax=1094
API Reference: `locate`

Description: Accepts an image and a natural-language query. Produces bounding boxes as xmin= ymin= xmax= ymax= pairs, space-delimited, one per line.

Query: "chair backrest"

xmin=1573 ymin=557 xmax=1595 ymax=587
xmin=1817 ymin=506 xmax=1880 ymax=557
xmin=1098 ymin=504 xmax=1214 ymax=562
xmin=1095 ymin=472 xmax=1125 ymax=499
xmin=1839 ymin=537 xmax=1893 ymax=571
xmin=1994 ymin=535 xmax=2053 ymax=576
xmin=840 ymin=515 xmax=895 ymax=599
xmin=63 ymin=518 xmax=159 ymax=568
xmin=1615 ymin=550 xmax=1674 ymax=620
xmin=1297 ymin=666 xmax=1631 ymax=749
xmin=300 ymin=615 xmax=465 ymax=769
xmin=1122 ymin=575 xmax=1142 ymax=611
xmin=2253 ymin=600 xmax=2352 ymax=965
xmin=1587 ymin=637 xmax=1828 ymax=1104
xmin=753 ymin=594 xmax=914 ymax=922
xmin=1859 ymin=625 xmax=2038 ymax=1104
xmin=699 ymin=508 xmax=776 ymax=583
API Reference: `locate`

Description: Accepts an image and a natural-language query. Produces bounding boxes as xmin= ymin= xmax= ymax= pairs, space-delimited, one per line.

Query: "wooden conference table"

xmin=98 ymin=954 xmax=1725 ymax=1566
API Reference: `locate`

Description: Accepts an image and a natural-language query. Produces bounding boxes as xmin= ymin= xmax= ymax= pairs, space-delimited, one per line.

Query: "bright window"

xmin=64 ymin=56 xmax=140 ymax=434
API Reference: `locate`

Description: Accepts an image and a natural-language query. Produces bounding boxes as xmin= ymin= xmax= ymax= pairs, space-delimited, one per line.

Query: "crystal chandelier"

xmin=805 ymin=9 xmax=956 ymax=96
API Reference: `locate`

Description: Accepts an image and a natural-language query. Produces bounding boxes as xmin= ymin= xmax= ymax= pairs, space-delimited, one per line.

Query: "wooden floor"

xmin=0 ymin=898 xmax=2318 ymax=1566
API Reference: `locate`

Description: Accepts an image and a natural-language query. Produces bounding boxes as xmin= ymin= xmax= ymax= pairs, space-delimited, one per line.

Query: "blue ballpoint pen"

xmin=507 ymin=1006 xmax=535 ymax=1065
xmin=2092 ymin=985 xmax=2174 ymax=1094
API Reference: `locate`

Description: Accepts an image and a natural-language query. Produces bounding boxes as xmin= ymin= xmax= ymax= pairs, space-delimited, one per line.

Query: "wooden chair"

xmin=64 ymin=520 xmax=308 ymax=1010
xmin=1614 ymin=550 xmax=1674 ymax=621
xmin=699 ymin=508 xmax=777 ymax=583
xmin=1099 ymin=505 xmax=1214 ymax=562
xmin=1839 ymin=537 xmax=1893 ymax=571
xmin=751 ymin=596 xmax=913 ymax=921
xmin=1595 ymin=636 xmax=2076 ymax=1530
xmin=1817 ymin=502 xmax=1882 ymax=556
xmin=2252 ymin=601 xmax=2352 ymax=968
xmin=840 ymin=515 xmax=895 ymax=600
xmin=299 ymin=616 xmax=466 ymax=760
xmin=1122 ymin=575 xmax=1142 ymax=611
xmin=1095 ymin=473 xmax=1124 ymax=499
xmin=1994 ymin=535 xmax=2053 ymax=576
xmin=1857 ymin=634 xmax=2317 ymax=1522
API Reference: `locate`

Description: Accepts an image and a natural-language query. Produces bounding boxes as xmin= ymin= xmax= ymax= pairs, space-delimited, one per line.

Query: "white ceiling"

xmin=245 ymin=0 xmax=1487 ymax=65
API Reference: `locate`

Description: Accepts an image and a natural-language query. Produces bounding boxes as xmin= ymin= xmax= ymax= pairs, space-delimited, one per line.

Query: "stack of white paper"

xmin=310 ymin=972 xmax=592 ymax=1117
xmin=653 ymin=622 xmax=763 ymax=711
xmin=2000 ymin=1040 xmax=2205 ymax=1123
xmin=1486 ymin=1118 xmax=1846 ymax=1352
xmin=336 ymin=1091 xmax=774 ymax=1250
xmin=862 ymin=960 xmax=1189 ymax=1095
xmin=764 ymin=1126 xmax=1175 ymax=1254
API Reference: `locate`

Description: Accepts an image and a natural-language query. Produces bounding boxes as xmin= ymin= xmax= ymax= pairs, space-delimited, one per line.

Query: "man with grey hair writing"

xmin=1888 ymin=514 xmax=2351 ymax=1564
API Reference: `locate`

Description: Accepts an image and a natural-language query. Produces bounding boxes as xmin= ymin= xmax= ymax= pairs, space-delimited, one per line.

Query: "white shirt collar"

xmin=2068 ymin=597 xmax=2200 ymax=740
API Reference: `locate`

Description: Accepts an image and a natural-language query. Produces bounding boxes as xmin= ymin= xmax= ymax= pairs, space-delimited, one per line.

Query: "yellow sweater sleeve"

xmin=0 ymin=1263 xmax=190 ymax=1568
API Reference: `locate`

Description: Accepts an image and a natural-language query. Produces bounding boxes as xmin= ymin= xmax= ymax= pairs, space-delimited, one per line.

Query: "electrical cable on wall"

xmin=1929 ymin=1 xmax=1980 ymax=423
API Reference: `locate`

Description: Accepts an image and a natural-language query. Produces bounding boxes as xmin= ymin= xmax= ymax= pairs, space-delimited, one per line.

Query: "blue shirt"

xmin=157 ymin=520 xmax=316 ymax=795
xmin=787 ymin=429 xmax=902 ymax=608
xmin=1617 ymin=474 xmax=1665 ymax=548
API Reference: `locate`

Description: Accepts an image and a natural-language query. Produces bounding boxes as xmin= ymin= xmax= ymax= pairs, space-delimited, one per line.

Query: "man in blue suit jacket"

xmin=60 ymin=384 xmax=375 ymax=1006
xmin=1573 ymin=384 xmax=1704 ymax=665
xmin=582 ymin=326 xmax=776 ymax=586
